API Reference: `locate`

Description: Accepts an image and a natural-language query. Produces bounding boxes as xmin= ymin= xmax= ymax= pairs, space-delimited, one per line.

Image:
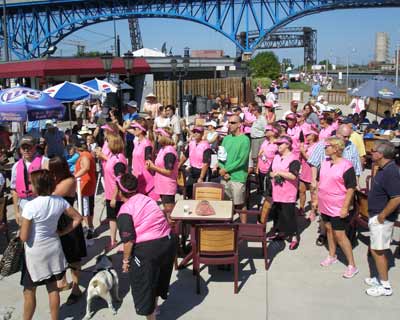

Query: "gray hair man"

xmin=365 ymin=141 xmax=400 ymax=296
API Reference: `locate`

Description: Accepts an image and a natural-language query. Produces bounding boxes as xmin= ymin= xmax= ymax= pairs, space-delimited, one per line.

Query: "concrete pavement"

xmin=0 ymin=100 xmax=399 ymax=320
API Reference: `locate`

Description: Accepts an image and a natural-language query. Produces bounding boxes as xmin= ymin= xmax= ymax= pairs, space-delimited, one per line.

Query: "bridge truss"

xmin=238 ymin=27 xmax=317 ymax=66
xmin=1 ymin=0 xmax=400 ymax=60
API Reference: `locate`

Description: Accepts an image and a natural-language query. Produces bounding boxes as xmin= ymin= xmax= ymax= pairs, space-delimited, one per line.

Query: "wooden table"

xmin=171 ymin=199 xmax=233 ymax=269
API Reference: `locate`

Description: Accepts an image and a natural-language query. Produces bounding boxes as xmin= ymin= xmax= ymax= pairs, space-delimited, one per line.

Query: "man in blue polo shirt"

xmin=366 ymin=141 xmax=400 ymax=297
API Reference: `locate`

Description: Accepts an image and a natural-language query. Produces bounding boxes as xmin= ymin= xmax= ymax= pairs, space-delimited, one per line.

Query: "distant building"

xmin=375 ymin=32 xmax=389 ymax=63
xmin=191 ymin=50 xmax=224 ymax=58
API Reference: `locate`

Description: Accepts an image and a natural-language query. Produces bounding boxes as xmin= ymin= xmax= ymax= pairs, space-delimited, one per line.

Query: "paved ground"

xmin=1 ymin=100 xmax=399 ymax=320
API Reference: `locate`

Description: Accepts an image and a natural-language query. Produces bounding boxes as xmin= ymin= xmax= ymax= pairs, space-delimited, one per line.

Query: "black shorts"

xmin=20 ymin=255 xmax=65 ymax=289
xmin=106 ymin=200 xmax=123 ymax=220
xmin=160 ymin=194 xmax=175 ymax=204
xmin=321 ymin=213 xmax=347 ymax=231
xmin=129 ymin=235 xmax=177 ymax=316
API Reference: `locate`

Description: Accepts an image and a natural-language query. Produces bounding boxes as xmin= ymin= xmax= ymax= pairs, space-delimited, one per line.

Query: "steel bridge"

xmin=1 ymin=0 xmax=400 ymax=60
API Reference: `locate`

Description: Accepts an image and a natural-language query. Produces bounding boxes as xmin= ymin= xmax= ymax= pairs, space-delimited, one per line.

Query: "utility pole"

xmin=2 ymin=0 xmax=9 ymax=61
xmin=396 ymin=44 xmax=399 ymax=87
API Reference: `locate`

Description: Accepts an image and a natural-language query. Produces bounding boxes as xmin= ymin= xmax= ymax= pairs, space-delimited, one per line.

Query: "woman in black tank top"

xmin=49 ymin=156 xmax=87 ymax=305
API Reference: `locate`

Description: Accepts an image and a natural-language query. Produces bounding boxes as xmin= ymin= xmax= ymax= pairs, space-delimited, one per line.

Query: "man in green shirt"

xmin=218 ymin=115 xmax=250 ymax=222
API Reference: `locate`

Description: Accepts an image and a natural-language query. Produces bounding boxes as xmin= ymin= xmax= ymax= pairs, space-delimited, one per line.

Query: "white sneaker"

xmin=366 ymin=285 xmax=393 ymax=297
xmin=364 ymin=277 xmax=380 ymax=287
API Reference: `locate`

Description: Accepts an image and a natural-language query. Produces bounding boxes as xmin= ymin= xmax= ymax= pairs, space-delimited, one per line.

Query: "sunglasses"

xmin=228 ymin=121 xmax=238 ymax=125
xmin=324 ymin=144 xmax=332 ymax=149
xmin=342 ymin=135 xmax=350 ymax=139
xmin=21 ymin=144 xmax=34 ymax=150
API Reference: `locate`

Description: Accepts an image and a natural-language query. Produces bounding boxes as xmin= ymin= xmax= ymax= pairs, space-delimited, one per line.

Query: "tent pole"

xmin=376 ymin=98 xmax=378 ymax=120
xmin=69 ymin=102 xmax=72 ymax=128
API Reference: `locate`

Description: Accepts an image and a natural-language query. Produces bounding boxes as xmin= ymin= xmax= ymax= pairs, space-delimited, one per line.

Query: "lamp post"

xmin=100 ymin=52 xmax=114 ymax=82
xmin=171 ymin=54 xmax=190 ymax=117
xmin=346 ymin=48 xmax=356 ymax=89
xmin=122 ymin=51 xmax=134 ymax=105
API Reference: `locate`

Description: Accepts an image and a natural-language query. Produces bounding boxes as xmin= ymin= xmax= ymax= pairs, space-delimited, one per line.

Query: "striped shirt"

xmin=307 ymin=140 xmax=362 ymax=176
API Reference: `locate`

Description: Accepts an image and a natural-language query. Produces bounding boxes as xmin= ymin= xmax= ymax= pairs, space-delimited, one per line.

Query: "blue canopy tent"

xmin=349 ymin=77 xmax=400 ymax=119
xmin=0 ymin=87 xmax=65 ymax=121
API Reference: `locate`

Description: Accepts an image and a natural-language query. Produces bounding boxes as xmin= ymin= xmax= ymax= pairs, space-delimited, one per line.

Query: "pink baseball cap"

xmin=285 ymin=113 xmax=297 ymax=121
xmin=303 ymin=127 xmax=318 ymax=137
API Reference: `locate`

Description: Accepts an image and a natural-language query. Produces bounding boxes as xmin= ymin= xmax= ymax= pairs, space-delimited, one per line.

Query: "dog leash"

xmin=68 ymin=240 xmax=125 ymax=273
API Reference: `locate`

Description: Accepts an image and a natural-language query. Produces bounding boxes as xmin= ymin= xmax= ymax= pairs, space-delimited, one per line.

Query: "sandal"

xmin=65 ymin=292 xmax=83 ymax=305
xmin=315 ymin=235 xmax=326 ymax=247
xmin=58 ymin=282 xmax=72 ymax=292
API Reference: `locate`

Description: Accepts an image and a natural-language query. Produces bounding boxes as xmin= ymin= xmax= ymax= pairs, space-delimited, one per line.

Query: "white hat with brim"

xmin=204 ymin=121 xmax=217 ymax=128
xmin=78 ymin=126 xmax=92 ymax=135
xmin=146 ymin=93 xmax=156 ymax=99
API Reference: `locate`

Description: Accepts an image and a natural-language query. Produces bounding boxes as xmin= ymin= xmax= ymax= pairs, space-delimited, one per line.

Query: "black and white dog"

xmin=83 ymin=254 xmax=121 ymax=320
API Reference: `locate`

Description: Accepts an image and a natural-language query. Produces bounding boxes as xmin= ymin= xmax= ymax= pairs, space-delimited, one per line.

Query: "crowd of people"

xmin=1 ymin=90 xmax=400 ymax=320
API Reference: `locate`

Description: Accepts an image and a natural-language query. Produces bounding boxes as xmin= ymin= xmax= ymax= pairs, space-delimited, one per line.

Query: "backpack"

xmin=0 ymin=236 xmax=24 ymax=278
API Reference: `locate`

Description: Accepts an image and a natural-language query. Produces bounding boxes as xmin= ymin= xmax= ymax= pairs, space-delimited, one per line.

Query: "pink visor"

xmin=116 ymin=176 xmax=132 ymax=194
xmin=155 ymin=128 xmax=171 ymax=137
xmin=130 ymin=123 xmax=147 ymax=132
xmin=101 ymin=124 xmax=116 ymax=133
xmin=303 ymin=128 xmax=318 ymax=136
xmin=265 ymin=125 xmax=278 ymax=133
xmin=274 ymin=137 xmax=292 ymax=146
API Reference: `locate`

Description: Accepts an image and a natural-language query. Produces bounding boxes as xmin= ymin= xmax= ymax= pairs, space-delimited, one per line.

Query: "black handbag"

xmin=0 ymin=236 xmax=24 ymax=278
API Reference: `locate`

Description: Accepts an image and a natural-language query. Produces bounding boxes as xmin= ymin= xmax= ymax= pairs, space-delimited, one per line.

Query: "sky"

xmin=58 ymin=7 xmax=400 ymax=67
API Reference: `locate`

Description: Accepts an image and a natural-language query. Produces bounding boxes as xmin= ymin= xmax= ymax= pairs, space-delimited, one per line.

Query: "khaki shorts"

xmin=221 ymin=180 xmax=246 ymax=206
xmin=369 ymin=216 xmax=394 ymax=250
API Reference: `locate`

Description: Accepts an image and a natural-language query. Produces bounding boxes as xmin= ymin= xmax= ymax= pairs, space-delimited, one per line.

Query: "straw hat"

xmin=78 ymin=126 xmax=92 ymax=135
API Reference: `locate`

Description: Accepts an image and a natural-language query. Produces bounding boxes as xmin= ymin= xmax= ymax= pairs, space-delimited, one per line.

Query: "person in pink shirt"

xmin=285 ymin=113 xmax=301 ymax=159
xmin=178 ymin=126 xmax=212 ymax=198
xmin=117 ymin=173 xmax=176 ymax=320
xmin=269 ymin=136 xmax=301 ymax=250
xmin=243 ymin=102 xmax=257 ymax=134
xmin=146 ymin=127 xmax=178 ymax=212
xmin=299 ymin=127 xmax=319 ymax=220
xmin=94 ymin=122 xmax=119 ymax=168
xmin=104 ymin=134 xmax=128 ymax=250
xmin=264 ymin=101 xmax=276 ymax=123
xmin=319 ymin=114 xmax=335 ymax=141
xmin=257 ymin=125 xmax=278 ymax=205
xmin=128 ymin=118 xmax=158 ymax=201
xmin=318 ymin=137 xmax=358 ymax=278
xmin=331 ymin=108 xmax=343 ymax=131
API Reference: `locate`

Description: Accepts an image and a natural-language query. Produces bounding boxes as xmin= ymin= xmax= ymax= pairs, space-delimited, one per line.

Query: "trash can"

xmin=195 ymin=96 xmax=207 ymax=114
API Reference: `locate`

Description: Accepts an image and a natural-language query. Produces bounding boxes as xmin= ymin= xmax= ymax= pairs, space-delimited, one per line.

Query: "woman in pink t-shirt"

xmin=128 ymin=119 xmax=158 ymax=201
xmin=319 ymin=114 xmax=335 ymax=141
xmin=257 ymin=125 xmax=278 ymax=205
xmin=318 ymin=137 xmax=358 ymax=278
xmin=116 ymin=173 xmax=176 ymax=319
xmin=146 ymin=127 xmax=178 ymax=212
xmin=264 ymin=102 xmax=276 ymax=123
xmin=299 ymin=128 xmax=319 ymax=221
xmin=269 ymin=136 xmax=301 ymax=250
xmin=104 ymin=134 xmax=128 ymax=250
